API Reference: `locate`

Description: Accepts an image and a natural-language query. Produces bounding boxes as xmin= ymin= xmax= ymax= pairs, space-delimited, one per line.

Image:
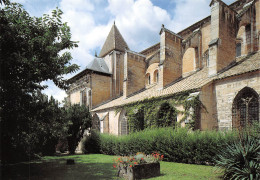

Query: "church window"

xmin=232 ymin=87 xmax=259 ymax=128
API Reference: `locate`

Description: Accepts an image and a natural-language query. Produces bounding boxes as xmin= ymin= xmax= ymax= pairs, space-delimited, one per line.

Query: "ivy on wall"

xmin=116 ymin=90 xmax=205 ymax=133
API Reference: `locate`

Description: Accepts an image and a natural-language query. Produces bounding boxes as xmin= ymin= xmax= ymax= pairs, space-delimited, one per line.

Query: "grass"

xmin=1 ymin=154 xmax=222 ymax=180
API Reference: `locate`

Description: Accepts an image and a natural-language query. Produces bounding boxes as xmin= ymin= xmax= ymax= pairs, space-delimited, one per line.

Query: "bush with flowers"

xmin=113 ymin=152 xmax=164 ymax=169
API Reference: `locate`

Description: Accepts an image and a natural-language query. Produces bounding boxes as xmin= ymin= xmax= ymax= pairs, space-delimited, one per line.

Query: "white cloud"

xmin=107 ymin=0 xmax=171 ymax=51
xmin=24 ymin=0 xmax=238 ymax=103
xmin=169 ymin=0 xmax=211 ymax=32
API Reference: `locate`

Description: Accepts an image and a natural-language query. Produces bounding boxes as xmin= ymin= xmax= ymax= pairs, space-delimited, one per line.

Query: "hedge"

xmin=82 ymin=127 xmax=237 ymax=165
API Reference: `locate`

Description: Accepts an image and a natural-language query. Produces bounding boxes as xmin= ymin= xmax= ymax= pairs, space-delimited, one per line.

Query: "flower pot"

xmin=118 ymin=162 xmax=160 ymax=180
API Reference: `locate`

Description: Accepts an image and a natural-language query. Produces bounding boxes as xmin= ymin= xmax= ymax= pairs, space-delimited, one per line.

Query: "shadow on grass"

xmin=1 ymin=159 xmax=119 ymax=180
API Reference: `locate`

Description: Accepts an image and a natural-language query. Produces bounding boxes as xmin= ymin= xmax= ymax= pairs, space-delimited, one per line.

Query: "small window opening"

xmin=236 ymin=43 xmax=241 ymax=57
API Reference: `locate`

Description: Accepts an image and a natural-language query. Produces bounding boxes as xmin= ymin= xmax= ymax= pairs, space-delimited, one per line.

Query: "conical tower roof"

xmin=99 ymin=23 xmax=129 ymax=57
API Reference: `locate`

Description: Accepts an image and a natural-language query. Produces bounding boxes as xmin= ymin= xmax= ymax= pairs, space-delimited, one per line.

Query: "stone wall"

xmin=217 ymin=1 xmax=237 ymax=71
xmin=115 ymin=52 xmax=124 ymax=96
xmin=70 ymin=91 xmax=81 ymax=105
xmin=200 ymin=82 xmax=218 ymax=130
xmin=91 ymin=73 xmax=111 ymax=108
xmin=182 ymin=48 xmax=196 ymax=75
xmin=215 ymin=71 xmax=260 ymax=130
xmin=68 ymin=74 xmax=90 ymax=105
xmin=201 ymin=22 xmax=211 ymax=56
xmin=96 ymin=109 xmax=120 ymax=135
xmin=145 ymin=63 xmax=159 ymax=87
xmin=108 ymin=110 xmax=120 ymax=135
xmin=104 ymin=53 xmax=112 ymax=73
xmin=124 ymin=51 xmax=146 ymax=97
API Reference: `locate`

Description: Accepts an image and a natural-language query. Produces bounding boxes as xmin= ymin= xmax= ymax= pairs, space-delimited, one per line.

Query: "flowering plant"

xmin=113 ymin=152 xmax=164 ymax=168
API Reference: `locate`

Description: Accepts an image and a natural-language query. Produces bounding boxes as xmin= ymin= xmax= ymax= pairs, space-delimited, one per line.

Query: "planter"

xmin=118 ymin=162 xmax=160 ymax=180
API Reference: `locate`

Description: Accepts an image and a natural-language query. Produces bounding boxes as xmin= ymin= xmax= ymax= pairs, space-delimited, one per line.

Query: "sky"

xmin=9 ymin=0 xmax=235 ymax=103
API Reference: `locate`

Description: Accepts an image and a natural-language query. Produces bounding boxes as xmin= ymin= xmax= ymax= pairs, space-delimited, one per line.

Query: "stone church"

xmin=67 ymin=0 xmax=260 ymax=135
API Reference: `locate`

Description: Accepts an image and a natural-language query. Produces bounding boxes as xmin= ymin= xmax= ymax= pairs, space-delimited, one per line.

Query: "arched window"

xmin=145 ymin=73 xmax=151 ymax=85
xmin=118 ymin=110 xmax=128 ymax=135
xmin=153 ymin=70 xmax=158 ymax=83
xmin=232 ymin=87 xmax=259 ymax=128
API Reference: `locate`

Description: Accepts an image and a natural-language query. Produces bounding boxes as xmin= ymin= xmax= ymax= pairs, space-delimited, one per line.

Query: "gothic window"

xmin=232 ymin=87 xmax=259 ymax=128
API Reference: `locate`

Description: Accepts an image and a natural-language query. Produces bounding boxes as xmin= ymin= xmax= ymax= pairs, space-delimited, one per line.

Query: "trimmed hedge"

xmin=83 ymin=128 xmax=237 ymax=165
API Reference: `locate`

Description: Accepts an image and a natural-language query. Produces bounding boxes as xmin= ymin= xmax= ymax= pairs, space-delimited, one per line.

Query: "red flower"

xmin=141 ymin=158 xmax=144 ymax=160
xmin=129 ymin=165 xmax=132 ymax=167
xmin=134 ymin=162 xmax=137 ymax=164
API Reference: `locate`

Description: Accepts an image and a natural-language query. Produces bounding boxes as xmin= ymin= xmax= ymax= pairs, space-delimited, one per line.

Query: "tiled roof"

xmin=85 ymin=57 xmax=110 ymax=74
xmin=93 ymin=51 xmax=260 ymax=112
xmin=216 ymin=52 xmax=260 ymax=80
xmin=67 ymin=57 xmax=111 ymax=82
xmin=99 ymin=23 xmax=129 ymax=57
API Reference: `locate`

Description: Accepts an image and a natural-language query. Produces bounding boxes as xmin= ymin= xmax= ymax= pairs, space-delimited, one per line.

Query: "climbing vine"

xmin=116 ymin=90 xmax=205 ymax=133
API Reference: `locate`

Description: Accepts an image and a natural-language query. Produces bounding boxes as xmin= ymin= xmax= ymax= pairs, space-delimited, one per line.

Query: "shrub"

xmin=56 ymin=138 xmax=68 ymax=153
xmin=215 ymin=126 xmax=260 ymax=179
xmin=82 ymin=130 xmax=100 ymax=154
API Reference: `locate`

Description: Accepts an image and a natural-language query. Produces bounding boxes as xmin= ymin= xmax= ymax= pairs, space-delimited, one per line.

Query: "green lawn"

xmin=1 ymin=154 xmax=222 ymax=180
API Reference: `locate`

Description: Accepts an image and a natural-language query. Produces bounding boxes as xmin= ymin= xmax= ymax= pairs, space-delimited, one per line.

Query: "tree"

xmin=63 ymin=104 xmax=92 ymax=154
xmin=0 ymin=2 xmax=79 ymax=163
xmin=30 ymin=92 xmax=67 ymax=156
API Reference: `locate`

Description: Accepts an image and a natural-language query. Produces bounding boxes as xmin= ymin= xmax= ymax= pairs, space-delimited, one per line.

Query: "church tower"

xmin=99 ymin=22 xmax=129 ymax=98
